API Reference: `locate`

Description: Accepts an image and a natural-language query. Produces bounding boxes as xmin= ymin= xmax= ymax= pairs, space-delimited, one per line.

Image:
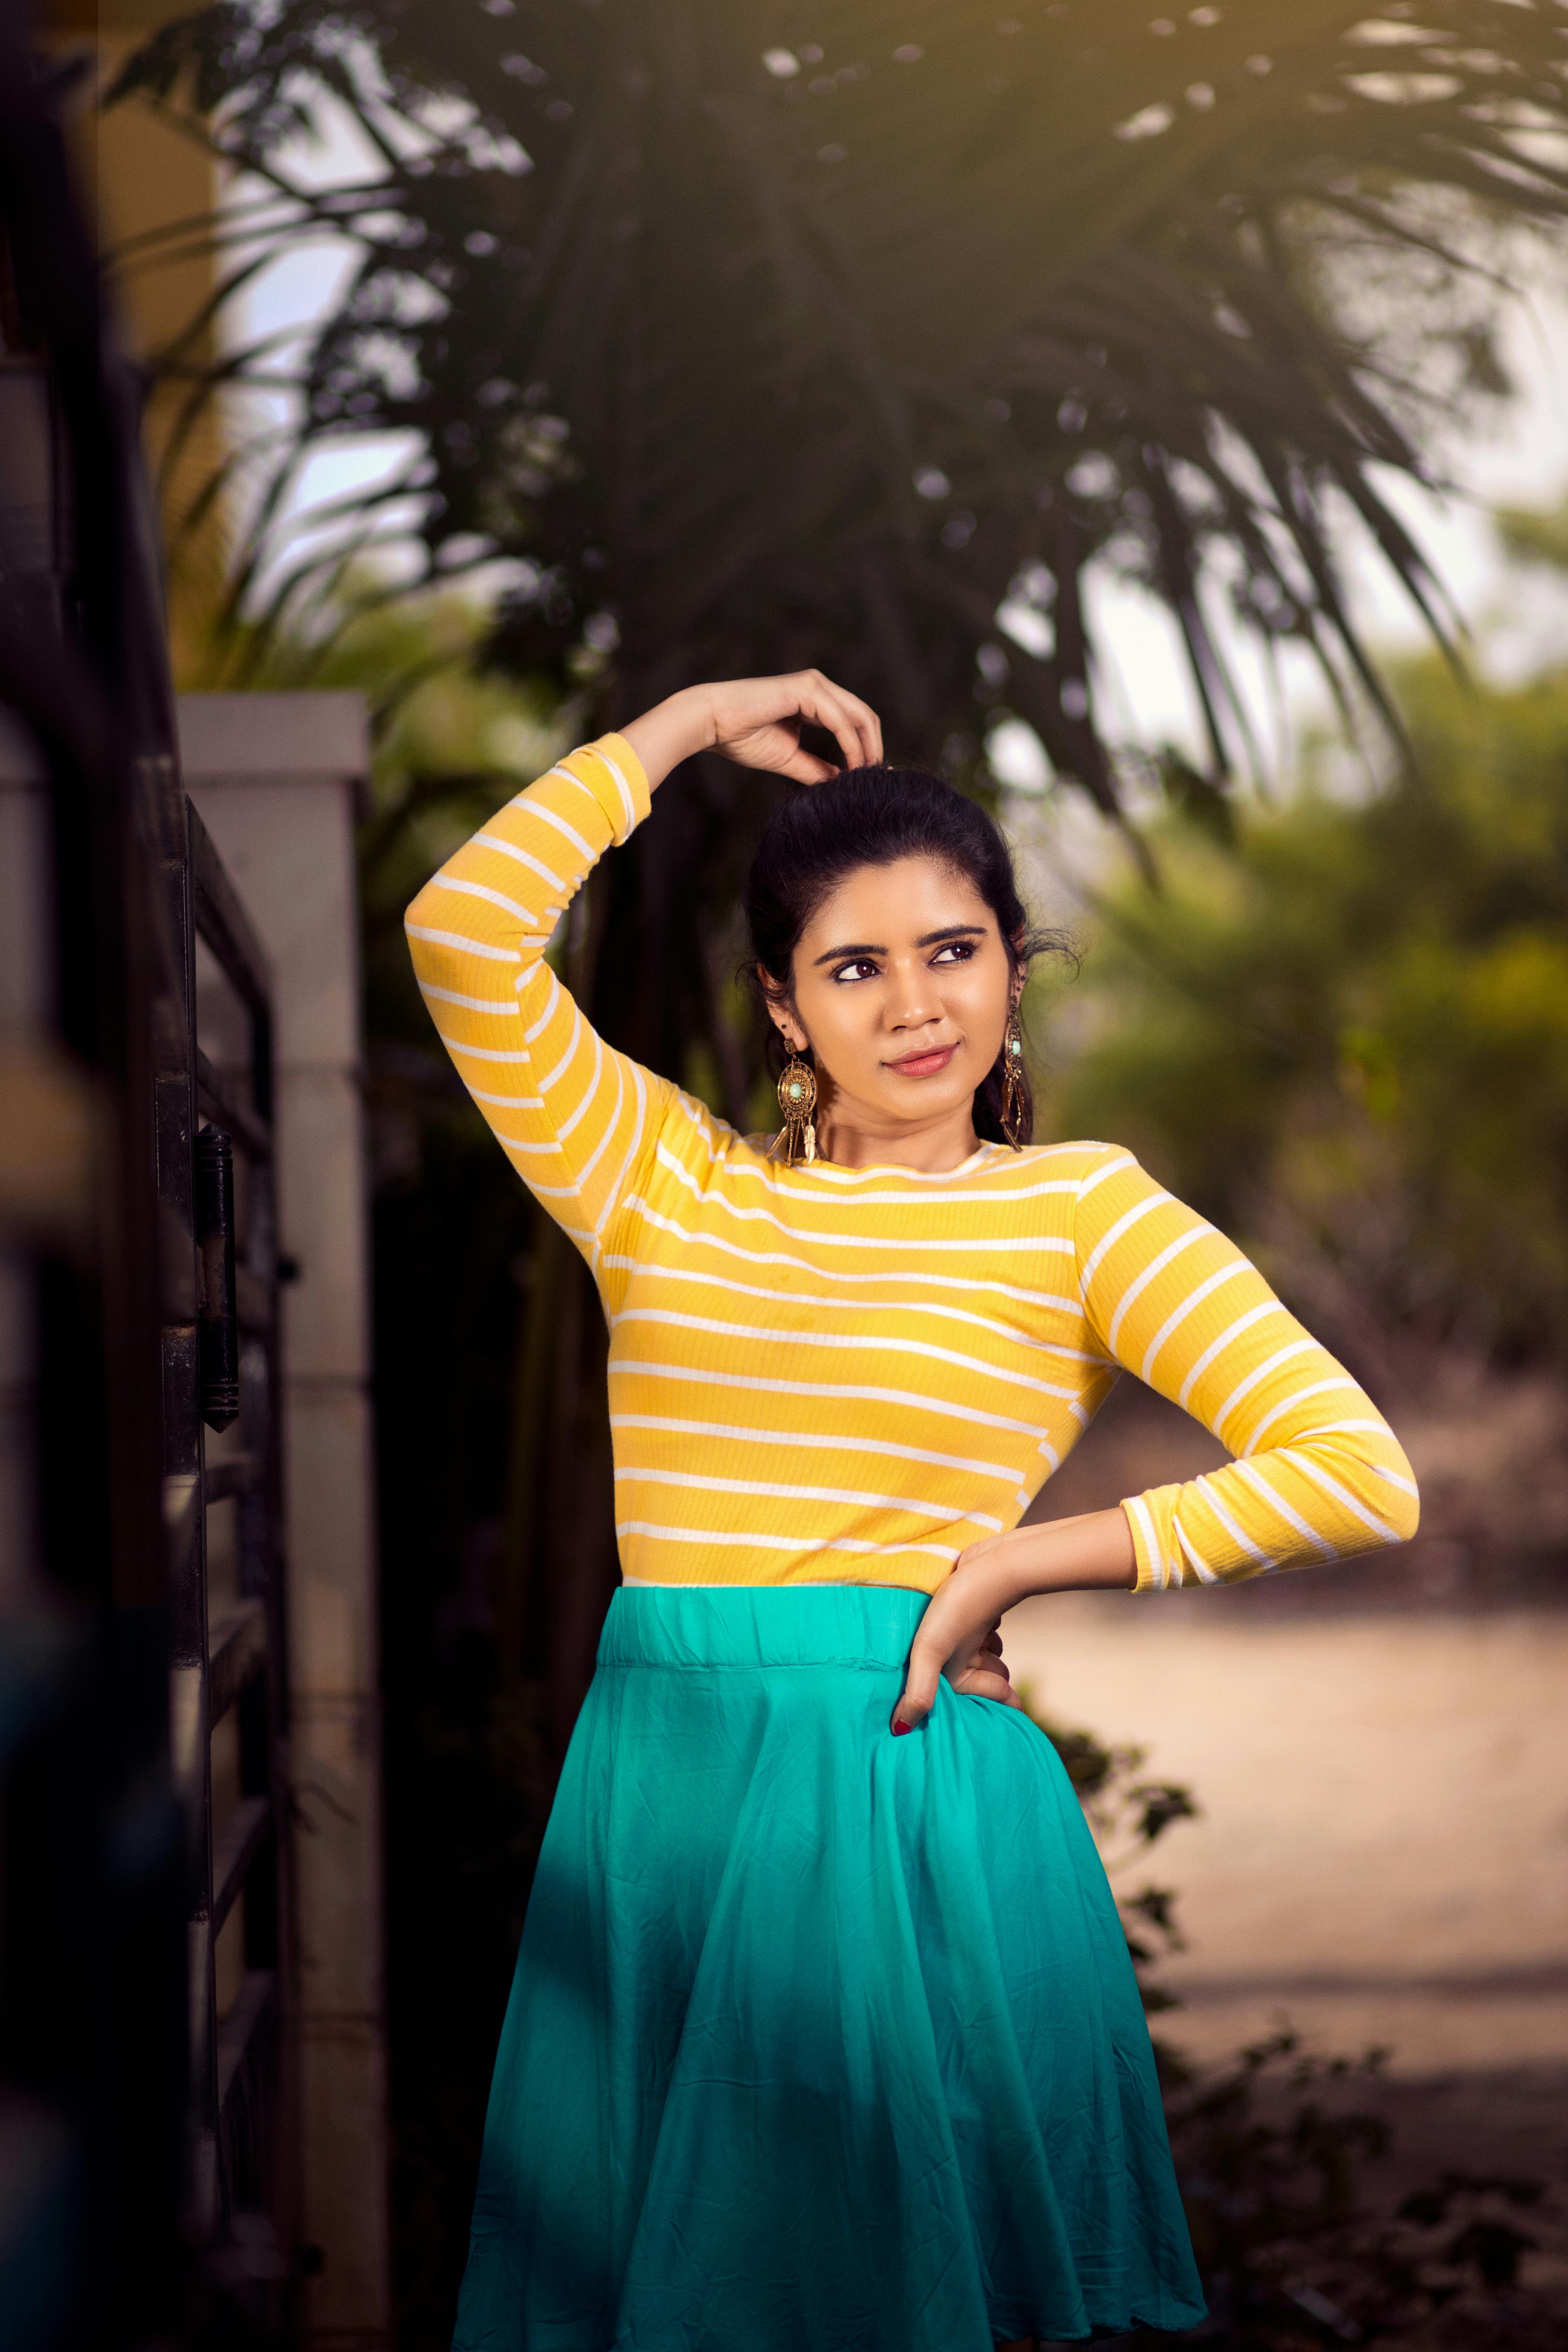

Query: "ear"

xmin=758 ymin=967 xmax=808 ymax=1055
xmin=770 ymin=1006 xmax=808 ymax=1056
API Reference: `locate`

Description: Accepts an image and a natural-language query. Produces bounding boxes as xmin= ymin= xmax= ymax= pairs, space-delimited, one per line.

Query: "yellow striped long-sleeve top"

xmin=405 ymin=736 xmax=1419 ymax=1595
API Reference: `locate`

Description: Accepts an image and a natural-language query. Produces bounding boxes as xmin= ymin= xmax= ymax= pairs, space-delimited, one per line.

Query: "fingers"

xmin=895 ymin=1602 xmax=1024 ymax=1730
xmin=894 ymin=1658 xmax=1022 ymax=1728
xmin=705 ymin=672 xmax=884 ymax=782
xmin=793 ymin=670 xmax=883 ymax=778
xmin=891 ymin=1635 xmax=943 ymax=1734
xmin=949 ymin=1667 xmax=1023 ymax=1710
xmin=952 ymin=1639 xmax=1013 ymax=1704
xmin=951 ymin=1624 xmax=1018 ymax=1708
xmin=894 ymin=1639 xmax=1017 ymax=1731
xmin=959 ymin=1631 xmax=1009 ymax=1685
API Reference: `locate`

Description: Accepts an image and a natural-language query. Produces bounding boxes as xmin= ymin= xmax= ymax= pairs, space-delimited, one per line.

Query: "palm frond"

xmin=115 ymin=0 xmax=1568 ymax=812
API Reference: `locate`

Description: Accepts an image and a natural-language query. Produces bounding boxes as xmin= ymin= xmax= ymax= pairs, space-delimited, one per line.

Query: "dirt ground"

xmin=1001 ymin=1596 xmax=1568 ymax=2074
xmin=1001 ymin=1379 xmax=1568 ymax=2337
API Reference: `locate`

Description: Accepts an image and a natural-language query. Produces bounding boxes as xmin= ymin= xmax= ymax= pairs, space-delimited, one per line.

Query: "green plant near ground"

xmin=1152 ymin=2038 xmax=1553 ymax=2349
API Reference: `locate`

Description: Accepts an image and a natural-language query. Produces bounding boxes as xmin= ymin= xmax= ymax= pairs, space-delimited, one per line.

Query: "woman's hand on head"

xmin=706 ymin=672 xmax=882 ymax=783
xmin=621 ymin=674 xmax=882 ymax=793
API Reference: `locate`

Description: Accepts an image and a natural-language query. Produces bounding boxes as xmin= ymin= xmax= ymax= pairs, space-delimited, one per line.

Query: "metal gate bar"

xmin=153 ymin=765 xmax=297 ymax=2301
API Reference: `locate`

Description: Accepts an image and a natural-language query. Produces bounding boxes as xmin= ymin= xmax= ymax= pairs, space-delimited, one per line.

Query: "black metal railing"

xmin=0 ymin=19 xmax=299 ymax=2345
xmin=154 ymin=772 xmax=297 ymax=2305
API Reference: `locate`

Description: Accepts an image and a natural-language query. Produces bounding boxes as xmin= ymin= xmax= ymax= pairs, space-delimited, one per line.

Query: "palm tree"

xmin=114 ymin=0 xmax=1568 ymax=1723
xmin=123 ymin=3 xmax=1568 ymax=828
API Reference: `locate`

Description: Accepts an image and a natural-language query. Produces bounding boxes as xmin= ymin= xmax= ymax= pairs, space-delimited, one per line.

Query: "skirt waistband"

xmin=598 ymin=1582 xmax=928 ymax=1671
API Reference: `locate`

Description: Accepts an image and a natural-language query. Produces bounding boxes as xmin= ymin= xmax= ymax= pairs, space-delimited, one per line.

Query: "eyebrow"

xmin=812 ymin=923 xmax=988 ymax=966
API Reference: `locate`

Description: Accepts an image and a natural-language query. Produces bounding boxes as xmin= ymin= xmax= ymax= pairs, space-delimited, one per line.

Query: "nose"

xmin=884 ymin=957 xmax=943 ymax=1033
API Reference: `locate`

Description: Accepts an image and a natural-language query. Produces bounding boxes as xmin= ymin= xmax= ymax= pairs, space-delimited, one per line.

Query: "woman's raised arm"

xmin=405 ymin=735 xmax=668 ymax=1274
xmin=404 ymin=674 xmax=882 ymax=1273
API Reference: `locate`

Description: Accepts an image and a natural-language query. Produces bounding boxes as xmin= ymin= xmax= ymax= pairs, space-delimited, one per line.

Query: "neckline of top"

xmin=765 ymin=1140 xmax=1011 ymax=1182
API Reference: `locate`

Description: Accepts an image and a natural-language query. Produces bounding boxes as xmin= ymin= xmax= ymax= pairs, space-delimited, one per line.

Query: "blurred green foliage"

xmin=1054 ymin=656 xmax=1568 ymax=1369
xmin=1495 ymin=502 xmax=1568 ymax=575
xmin=195 ymin=580 xmax=567 ymax=958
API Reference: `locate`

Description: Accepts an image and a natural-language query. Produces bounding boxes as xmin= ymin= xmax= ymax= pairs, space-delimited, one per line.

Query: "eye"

xmin=831 ymin=958 xmax=880 ymax=984
xmin=931 ymin=939 xmax=977 ymax=964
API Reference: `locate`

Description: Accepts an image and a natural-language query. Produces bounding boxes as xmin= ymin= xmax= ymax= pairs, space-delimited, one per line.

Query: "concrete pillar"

xmin=179 ymin=691 xmax=390 ymax=2350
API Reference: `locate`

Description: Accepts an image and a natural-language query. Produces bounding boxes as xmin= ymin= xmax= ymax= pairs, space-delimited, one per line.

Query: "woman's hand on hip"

xmin=892 ymin=1542 xmax=1024 ymax=1732
xmin=620 ymin=674 xmax=883 ymax=792
xmin=892 ymin=1510 xmax=1138 ymax=1735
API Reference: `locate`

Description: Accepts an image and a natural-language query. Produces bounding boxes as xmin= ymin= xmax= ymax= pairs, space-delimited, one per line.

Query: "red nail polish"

xmin=891 ymin=1719 xmax=911 ymax=1737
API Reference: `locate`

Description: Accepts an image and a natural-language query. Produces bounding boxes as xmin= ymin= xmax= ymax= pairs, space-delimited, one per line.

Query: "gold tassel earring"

xmin=1000 ymin=1005 xmax=1026 ymax=1149
xmin=772 ymin=1047 xmax=818 ymax=1165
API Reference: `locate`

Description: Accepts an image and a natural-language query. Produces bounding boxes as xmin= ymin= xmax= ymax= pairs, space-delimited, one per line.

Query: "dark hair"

xmin=742 ymin=765 xmax=1064 ymax=1147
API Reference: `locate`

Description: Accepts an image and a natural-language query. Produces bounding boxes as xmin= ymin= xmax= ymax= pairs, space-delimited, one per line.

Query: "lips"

xmin=885 ymin=1043 xmax=956 ymax=1078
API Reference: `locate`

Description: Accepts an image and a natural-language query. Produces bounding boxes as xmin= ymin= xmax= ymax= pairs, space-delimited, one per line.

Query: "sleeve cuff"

xmin=1121 ymin=1491 xmax=1170 ymax=1594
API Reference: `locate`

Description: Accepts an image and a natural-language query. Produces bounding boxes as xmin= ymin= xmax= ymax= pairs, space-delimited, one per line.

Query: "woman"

xmin=407 ymin=672 xmax=1418 ymax=2352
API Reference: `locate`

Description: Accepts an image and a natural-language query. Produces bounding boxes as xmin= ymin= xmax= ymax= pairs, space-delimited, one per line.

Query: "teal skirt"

xmin=453 ymin=1585 xmax=1204 ymax=2350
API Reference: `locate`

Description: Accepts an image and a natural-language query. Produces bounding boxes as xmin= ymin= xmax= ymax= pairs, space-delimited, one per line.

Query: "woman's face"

xmin=771 ymin=854 xmax=1016 ymax=1138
